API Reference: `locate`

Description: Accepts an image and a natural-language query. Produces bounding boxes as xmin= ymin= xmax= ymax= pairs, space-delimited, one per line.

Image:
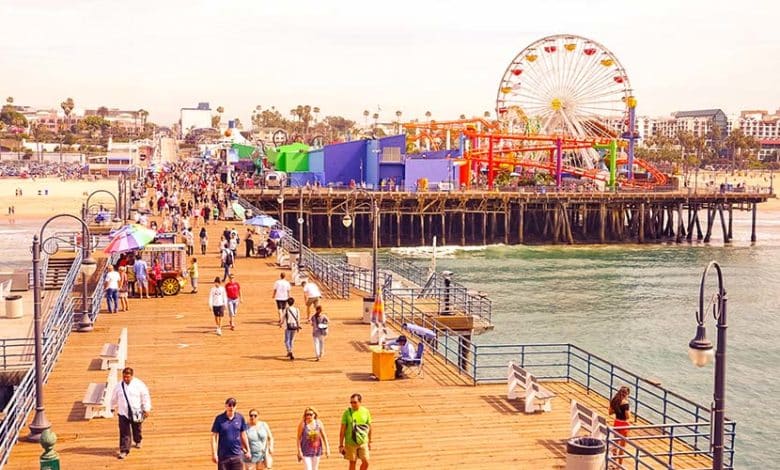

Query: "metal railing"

xmin=238 ymin=197 xmax=352 ymax=298
xmin=0 ymin=339 xmax=34 ymax=371
xmin=0 ymin=249 xmax=84 ymax=469
xmin=605 ymin=422 xmax=736 ymax=469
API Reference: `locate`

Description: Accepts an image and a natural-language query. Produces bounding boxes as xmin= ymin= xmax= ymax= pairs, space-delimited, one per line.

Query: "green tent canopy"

xmin=273 ymin=142 xmax=310 ymax=172
xmin=231 ymin=143 xmax=257 ymax=159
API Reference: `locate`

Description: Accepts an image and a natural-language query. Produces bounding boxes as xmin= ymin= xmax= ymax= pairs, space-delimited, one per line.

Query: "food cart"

xmin=138 ymin=243 xmax=188 ymax=295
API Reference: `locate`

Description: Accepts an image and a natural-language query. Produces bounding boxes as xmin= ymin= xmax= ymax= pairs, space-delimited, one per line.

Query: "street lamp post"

xmin=342 ymin=190 xmax=379 ymax=298
xmin=687 ymin=261 xmax=728 ymax=470
xmin=277 ymin=193 xmax=284 ymax=229
xmin=80 ymin=190 xmax=119 ymax=331
xmin=27 ymin=214 xmax=96 ymax=442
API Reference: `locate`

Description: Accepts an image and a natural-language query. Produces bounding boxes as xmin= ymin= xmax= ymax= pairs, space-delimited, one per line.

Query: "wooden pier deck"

xmin=5 ymin=224 xmax=711 ymax=469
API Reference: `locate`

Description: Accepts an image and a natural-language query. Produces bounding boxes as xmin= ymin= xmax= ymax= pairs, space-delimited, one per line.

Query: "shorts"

xmin=119 ymin=291 xmax=128 ymax=299
xmin=212 ymin=306 xmax=225 ymax=317
xmin=275 ymin=299 xmax=288 ymax=310
xmin=306 ymin=297 xmax=321 ymax=308
xmin=344 ymin=443 xmax=369 ymax=462
xmin=136 ymin=278 xmax=148 ymax=288
xmin=613 ymin=419 xmax=630 ymax=438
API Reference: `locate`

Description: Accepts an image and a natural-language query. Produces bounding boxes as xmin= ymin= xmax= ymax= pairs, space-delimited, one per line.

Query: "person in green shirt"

xmin=339 ymin=393 xmax=372 ymax=470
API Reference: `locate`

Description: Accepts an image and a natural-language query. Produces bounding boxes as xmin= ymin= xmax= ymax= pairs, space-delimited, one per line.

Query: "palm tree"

xmin=312 ymin=106 xmax=320 ymax=124
xmin=395 ymin=110 xmax=402 ymax=134
xmin=60 ymin=98 xmax=75 ymax=163
xmin=137 ymin=109 xmax=148 ymax=132
xmin=4 ymin=96 xmax=13 ymax=111
xmin=97 ymin=106 xmax=109 ymax=118
xmin=372 ymin=113 xmax=379 ymax=129
xmin=459 ymin=114 xmax=466 ymax=120
xmin=484 ymin=111 xmax=491 ymax=119
xmin=363 ymin=110 xmax=369 ymax=128
xmin=425 ymin=111 xmax=432 ymax=121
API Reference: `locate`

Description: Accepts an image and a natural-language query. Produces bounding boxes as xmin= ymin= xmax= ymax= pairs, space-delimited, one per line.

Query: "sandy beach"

xmin=0 ymin=177 xmax=119 ymax=222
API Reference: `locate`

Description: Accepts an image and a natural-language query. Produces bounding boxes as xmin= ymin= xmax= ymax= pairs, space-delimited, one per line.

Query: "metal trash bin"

xmin=362 ymin=297 xmax=374 ymax=324
xmin=5 ymin=295 xmax=23 ymax=319
xmin=566 ymin=437 xmax=605 ymax=470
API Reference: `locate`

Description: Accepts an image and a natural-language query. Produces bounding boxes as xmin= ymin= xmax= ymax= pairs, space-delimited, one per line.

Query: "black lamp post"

xmin=79 ymin=191 xmax=119 ymax=331
xmin=687 ymin=261 xmax=728 ymax=470
xmin=342 ymin=190 xmax=379 ymax=298
xmin=27 ymin=214 xmax=96 ymax=442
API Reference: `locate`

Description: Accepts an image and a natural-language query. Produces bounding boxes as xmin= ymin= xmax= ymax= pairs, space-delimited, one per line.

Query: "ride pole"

xmin=555 ymin=138 xmax=563 ymax=188
xmin=609 ymin=139 xmax=618 ymax=190
xmin=487 ymin=136 xmax=494 ymax=190
xmin=627 ymin=97 xmax=637 ymax=180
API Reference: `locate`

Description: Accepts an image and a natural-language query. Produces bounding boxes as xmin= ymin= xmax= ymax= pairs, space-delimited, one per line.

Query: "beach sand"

xmin=0 ymin=177 xmax=119 ymax=221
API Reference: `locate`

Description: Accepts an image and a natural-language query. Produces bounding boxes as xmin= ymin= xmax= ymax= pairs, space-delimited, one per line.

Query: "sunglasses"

xmin=304 ymin=412 xmax=314 ymax=416
xmin=226 ymin=403 xmax=236 ymax=407
xmin=249 ymin=414 xmax=258 ymax=418
xmin=350 ymin=401 xmax=358 ymax=404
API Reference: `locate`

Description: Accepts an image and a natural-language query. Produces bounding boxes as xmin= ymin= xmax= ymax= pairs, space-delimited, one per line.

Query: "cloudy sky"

xmin=0 ymin=0 xmax=777 ymax=125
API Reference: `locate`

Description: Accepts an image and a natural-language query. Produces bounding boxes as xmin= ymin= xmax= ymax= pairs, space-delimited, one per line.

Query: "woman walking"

xmin=608 ymin=386 xmax=631 ymax=465
xmin=280 ymin=297 xmax=301 ymax=360
xmin=118 ymin=266 xmax=129 ymax=312
xmin=244 ymin=408 xmax=274 ymax=470
xmin=188 ymin=257 xmax=199 ymax=294
xmin=309 ymin=306 xmax=329 ymax=361
xmin=296 ymin=407 xmax=330 ymax=470
xmin=199 ymin=227 xmax=208 ymax=255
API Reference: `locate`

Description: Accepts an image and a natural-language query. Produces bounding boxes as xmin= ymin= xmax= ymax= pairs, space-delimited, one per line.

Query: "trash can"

xmin=362 ymin=297 xmax=374 ymax=324
xmin=5 ymin=295 xmax=23 ymax=319
xmin=565 ymin=437 xmax=605 ymax=470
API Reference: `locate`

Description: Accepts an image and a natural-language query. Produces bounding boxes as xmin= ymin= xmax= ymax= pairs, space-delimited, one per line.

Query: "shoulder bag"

xmin=121 ymin=382 xmax=145 ymax=423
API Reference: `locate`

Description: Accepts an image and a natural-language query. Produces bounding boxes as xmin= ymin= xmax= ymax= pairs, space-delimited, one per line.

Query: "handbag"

xmin=121 ymin=382 xmax=144 ymax=423
xmin=285 ymin=307 xmax=301 ymax=331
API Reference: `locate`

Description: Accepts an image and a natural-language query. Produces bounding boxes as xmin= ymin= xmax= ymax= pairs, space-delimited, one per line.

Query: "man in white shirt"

xmin=272 ymin=272 xmax=292 ymax=321
xmin=301 ymin=280 xmax=322 ymax=318
xmin=110 ymin=367 xmax=152 ymax=459
xmin=393 ymin=335 xmax=418 ymax=379
xmin=104 ymin=265 xmax=121 ymax=313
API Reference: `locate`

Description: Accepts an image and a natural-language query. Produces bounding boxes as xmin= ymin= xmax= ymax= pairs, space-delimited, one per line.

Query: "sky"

xmin=0 ymin=0 xmax=778 ymax=126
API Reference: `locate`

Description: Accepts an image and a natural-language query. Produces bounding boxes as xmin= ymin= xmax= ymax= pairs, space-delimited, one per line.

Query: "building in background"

xmin=180 ymin=102 xmax=212 ymax=138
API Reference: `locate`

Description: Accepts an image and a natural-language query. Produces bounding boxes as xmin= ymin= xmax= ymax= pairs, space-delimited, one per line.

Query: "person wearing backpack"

xmin=339 ymin=393 xmax=372 ymax=470
xmin=279 ymin=297 xmax=301 ymax=360
xmin=309 ymin=305 xmax=329 ymax=361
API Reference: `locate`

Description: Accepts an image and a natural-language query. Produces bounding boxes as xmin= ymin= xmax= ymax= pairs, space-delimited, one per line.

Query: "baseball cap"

xmin=225 ymin=397 xmax=237 ymax=406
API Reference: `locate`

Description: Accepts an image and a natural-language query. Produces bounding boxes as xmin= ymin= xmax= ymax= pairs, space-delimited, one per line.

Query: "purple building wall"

xmin=323 ymin=140 xmax=366 ymax=185
xmin=404 ymin=158 xmax=460 ymax=190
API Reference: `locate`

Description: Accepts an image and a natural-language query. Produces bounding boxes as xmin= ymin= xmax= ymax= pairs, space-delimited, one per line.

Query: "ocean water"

xmin=401 ymin=207 xmax=780 ymax=468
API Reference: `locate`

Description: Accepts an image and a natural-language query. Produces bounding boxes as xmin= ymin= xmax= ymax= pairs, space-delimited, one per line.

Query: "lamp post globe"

xmin=342 ymin=214 xmax=353 ymax=228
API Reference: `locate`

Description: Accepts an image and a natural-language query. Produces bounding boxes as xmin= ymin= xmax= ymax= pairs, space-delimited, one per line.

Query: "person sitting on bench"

xmin=393 ymin=335 xmax=417 ymax=379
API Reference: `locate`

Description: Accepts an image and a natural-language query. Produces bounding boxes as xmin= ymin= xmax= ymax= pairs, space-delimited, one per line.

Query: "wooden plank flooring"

xmin=5 ymin=222 xmax=711 ymax=469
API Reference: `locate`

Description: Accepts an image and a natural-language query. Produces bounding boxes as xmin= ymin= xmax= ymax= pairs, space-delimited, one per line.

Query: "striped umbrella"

xmin=372 ymin=287 xmax=385 ymax=324
xmin=103 ymin=224 xmax=157 ymax=253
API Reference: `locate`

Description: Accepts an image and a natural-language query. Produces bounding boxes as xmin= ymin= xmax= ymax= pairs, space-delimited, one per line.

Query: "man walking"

xmin=221 ymin=245 xmax=234 ymax=282
xmin=224 ymin=274 xmax=242 ymax=330
xmin=302 ymin=279 xmax=322 ymax=319
xmin=211 ymin=397 xmax=252 ymax=470
xmin=104 ymin=265 xmax=120 ymax=313
xmin=339 ymin=393 xmax=372 ymax=470
xmin=272 ymin=272 xmax=291 ymax=320
xmin=133 ymin=254 xmax=150 ymax=299
xmin=209 ymin=277 xmax=228 ymax=336
xmin=110 ymin=367 xmax=152 ymax=460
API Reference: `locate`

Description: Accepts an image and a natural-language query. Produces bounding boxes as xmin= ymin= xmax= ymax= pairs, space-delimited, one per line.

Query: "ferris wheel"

xmin=496 ymin=34 xmax=633 ymax=141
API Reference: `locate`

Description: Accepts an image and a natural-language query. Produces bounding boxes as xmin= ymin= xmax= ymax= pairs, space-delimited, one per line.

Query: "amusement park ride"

xmin=404 ymin=34 xmax=667 ymax=190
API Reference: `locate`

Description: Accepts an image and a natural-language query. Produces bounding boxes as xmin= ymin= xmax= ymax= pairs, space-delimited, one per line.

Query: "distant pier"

xmin=241 ymin=189 xmax=771 ymax=246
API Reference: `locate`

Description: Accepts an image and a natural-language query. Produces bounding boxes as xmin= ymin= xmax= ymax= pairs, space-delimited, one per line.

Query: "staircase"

xmin=45 ymin=257 xmax=76 ymax=290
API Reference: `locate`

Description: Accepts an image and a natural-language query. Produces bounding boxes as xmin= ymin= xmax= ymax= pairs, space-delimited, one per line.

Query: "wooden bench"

xmin=82 ymin=365 xmax=118 ymax=419
xmin=99 ymin=327 xmax=128 ymax=370
xmin=507 ymin=361 xmax=556 ymax=413
xmin=276 ymin=247 xmax=290 ymax=268
xmin=570 ymin=399 xmax=607 ymax=439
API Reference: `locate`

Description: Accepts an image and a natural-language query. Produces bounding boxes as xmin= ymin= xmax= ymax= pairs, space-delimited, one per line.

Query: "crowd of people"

xmin=102 ymin=160 xmax=381 ymax=470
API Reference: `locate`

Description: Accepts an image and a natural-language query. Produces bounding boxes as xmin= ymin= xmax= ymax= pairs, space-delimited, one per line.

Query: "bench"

xmin=99 ymin=327 xmax=128 ymax=370
xmin=507 ymin=361 xmax=556 ymax=413
xmin=276 ymin=247 xmax=290 ymax=268
xmin=570 ymin=399 xmax=607 ymax=439
xmin=83 ymin=365 xmax=118 ymax=419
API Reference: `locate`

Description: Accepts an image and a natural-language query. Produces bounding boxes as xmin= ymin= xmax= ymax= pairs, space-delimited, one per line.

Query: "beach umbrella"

xmin=103 ymin=224 xmax=157 ymax=254
xmin=232 ymin=202 xmax=246 ymax=221
xmin=269 ymin=229 xmax=284 ymax=239
xmin=245 ymin=215 xmax=278 ymax=228
xmin=402 ymin=322 xmax=436 ymax=341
